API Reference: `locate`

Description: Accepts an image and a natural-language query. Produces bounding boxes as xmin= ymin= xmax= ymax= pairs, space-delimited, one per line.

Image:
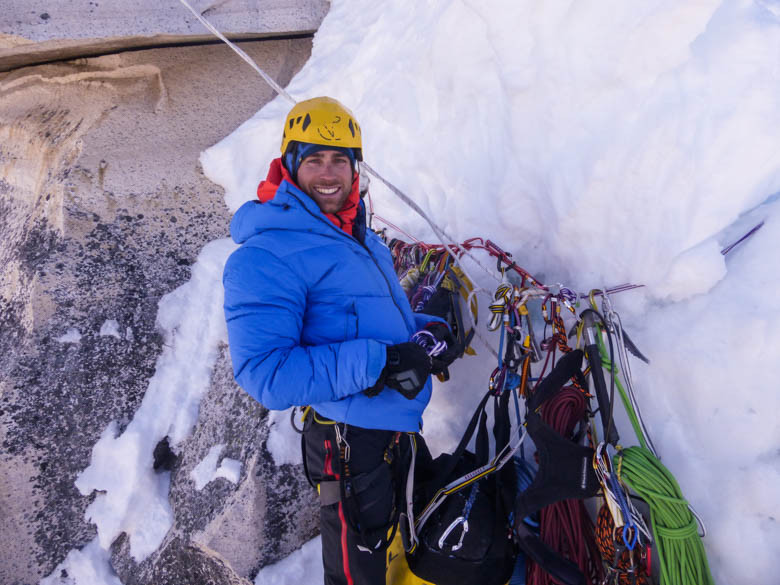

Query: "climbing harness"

xmin=297 ymin=407 xmax=409 ymax=552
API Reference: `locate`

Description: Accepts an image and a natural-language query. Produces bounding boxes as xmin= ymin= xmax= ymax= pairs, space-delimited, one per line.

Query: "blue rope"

xmin=462 ymin=483 xmax=480 ymax=519
xmin=509 ymin=456 xmax=536 ymax=585
xmin=497 ymin=324 xmax=506 ymax=368
xmin=608 ymin=463 xmax=638 ymax=550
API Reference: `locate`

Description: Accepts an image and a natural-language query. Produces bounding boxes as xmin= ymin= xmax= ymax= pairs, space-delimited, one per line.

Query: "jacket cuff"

xmin=366 ymin=340 xmax=388 ymax=387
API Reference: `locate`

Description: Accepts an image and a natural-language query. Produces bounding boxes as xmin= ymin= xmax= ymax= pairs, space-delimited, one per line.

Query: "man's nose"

xmin=321 ymin=162 xmax=339 ymax=176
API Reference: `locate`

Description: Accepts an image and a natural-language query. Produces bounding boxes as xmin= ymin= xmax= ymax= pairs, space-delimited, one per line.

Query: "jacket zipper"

xmin=287 ymin=191 xmax=410 ymax=327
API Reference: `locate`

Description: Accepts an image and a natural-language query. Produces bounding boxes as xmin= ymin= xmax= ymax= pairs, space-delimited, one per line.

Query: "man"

xmin=222 ymin=97 xmax=458 ymax=584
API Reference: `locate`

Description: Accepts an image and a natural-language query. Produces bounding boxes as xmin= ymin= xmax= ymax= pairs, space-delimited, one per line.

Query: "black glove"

xmin=364 ymin=342 xmax=432 ymax=400
xmin=422 ymin=322 xmax=461 ymax=379
xmin=420 ymin=287 xmax=452 ymax=320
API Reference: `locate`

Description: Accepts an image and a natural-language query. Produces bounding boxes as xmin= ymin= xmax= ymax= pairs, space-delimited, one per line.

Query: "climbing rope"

xmin=595 ymin=503 xmax=651 ymax=585
xmin=178 ymin=0 xmax=296 ymax=103
xmin=616 ymin=447 xmax=715 ymax=585
xmin=527 ymin=387 xmax=603 ymax=585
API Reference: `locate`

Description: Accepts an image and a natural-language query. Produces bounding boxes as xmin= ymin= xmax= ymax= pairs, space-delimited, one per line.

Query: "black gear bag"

xmin=400 ymin=386 xmax=519 ymax=585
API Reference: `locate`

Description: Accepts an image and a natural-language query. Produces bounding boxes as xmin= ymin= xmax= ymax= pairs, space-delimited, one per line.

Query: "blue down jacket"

xmin=223 ymin=180 xmax=440 ymax=432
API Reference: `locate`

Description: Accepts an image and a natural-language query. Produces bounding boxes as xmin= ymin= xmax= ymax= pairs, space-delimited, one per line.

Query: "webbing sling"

xmin=515 ymin=350 xmax=599 ymax=519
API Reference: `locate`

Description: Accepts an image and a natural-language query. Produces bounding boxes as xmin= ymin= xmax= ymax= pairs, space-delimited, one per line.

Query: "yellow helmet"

xmin=280 ymin=97 xmax=363 ymax=160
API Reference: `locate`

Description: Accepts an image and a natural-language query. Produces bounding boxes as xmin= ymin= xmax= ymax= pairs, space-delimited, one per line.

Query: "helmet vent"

xmin=302 ymin=113 xmax=311 ymax=132
xmin=348 ymin=119 xmax=355 ymax=137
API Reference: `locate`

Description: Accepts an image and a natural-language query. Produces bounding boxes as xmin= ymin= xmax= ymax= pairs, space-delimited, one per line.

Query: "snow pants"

xmin=302 ymin=412 xmax=428 ymax=585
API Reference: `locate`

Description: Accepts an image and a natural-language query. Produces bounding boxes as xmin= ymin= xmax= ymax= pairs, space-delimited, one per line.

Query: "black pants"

xmin=302 ymin=414 xmax=429 ymax=585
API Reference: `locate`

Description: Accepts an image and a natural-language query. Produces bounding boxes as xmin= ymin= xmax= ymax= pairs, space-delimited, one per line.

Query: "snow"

xmin=265 ymin=409 xmax=303 ymax=466
xmin=216 ymin=457 xmax=242 ymax=484
xmin=40 ymin=539 xmax=123 ymax=585
xmin=45 ymin=1 xmax=780 ymax=584
xmin=202 ymin=2 xmax=780 ymax=583
xmin=56 ymin=328 xmax=82 ymax=344
xmin=191 ymin=444 xmax=243 ymax=490
xmin=191 ymin=444 xmax=226 ymax=489
xmin=254 ymin=536 xmax=324 ymax=585
xmin=99 ymin=319 xmax=122 ymax=339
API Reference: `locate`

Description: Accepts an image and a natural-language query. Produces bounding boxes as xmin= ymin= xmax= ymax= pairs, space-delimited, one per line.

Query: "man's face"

xmin=296 ymin=150 xmax=354 ymax=214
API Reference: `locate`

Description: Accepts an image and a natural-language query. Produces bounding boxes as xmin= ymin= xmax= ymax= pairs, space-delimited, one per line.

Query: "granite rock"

xmin=1 ymin=37 xmax=318 ymax=585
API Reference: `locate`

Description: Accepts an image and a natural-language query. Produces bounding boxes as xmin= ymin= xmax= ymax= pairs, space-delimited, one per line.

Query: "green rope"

xmin=616 ymin=447 xmax=714 ymax=585
xmin=588 ymin=321 xmax=715 ymax=585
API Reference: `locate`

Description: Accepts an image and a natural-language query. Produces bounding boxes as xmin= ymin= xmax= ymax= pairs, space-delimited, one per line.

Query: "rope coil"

xmin=527 ymin=387 xmax=603 ymax=585
xmin=616 ymin=447 xmax=715 ymax=585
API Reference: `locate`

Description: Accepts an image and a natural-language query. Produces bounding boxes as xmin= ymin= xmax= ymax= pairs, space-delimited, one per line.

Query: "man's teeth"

xmin=316 ymin=186 xmax=339 ymax=195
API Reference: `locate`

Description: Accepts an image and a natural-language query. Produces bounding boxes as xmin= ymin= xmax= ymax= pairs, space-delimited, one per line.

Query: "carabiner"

xmin=438 ymin=516 xmax=469 ymax=552
xmin=334 ymin=424 xmax=350 ymax=463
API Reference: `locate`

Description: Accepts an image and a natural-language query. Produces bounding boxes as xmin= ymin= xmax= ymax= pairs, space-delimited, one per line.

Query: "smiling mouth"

xmin=314 ymin=185 xmax=341 ymax=196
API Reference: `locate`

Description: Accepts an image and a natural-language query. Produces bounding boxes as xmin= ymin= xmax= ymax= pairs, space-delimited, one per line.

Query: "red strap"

xmin=323 ymin=439 xmax=337 ymax=478
xmin=323 ymin=439 xmax=354 ymax=584
xmin=338 ymin=502 xmax=355 ymax=585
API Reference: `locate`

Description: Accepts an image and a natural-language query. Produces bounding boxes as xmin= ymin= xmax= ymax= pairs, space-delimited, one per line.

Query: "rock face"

xmin=0 ymin=0 xmax=330 ymax=73
xmin=107 ymin=345 xmax=318 ymax=585
xmin=1 ymin=0 xmax=329 ymax=41
xmin=0 ymin=29 xmax=319 ymax=585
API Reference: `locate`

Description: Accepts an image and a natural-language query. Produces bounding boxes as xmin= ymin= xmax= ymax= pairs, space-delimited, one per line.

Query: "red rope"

xmin=595 ymin=505 xmax=650 ymax=585
xmin=527 ymin=387 xmax=604 ymax=585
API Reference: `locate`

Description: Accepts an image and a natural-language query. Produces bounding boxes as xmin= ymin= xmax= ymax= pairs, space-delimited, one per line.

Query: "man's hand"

xmin=384 ymin=342 xmax=433 ymax=399
xmin=364 ymin=342 xmax=432 ymax=399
